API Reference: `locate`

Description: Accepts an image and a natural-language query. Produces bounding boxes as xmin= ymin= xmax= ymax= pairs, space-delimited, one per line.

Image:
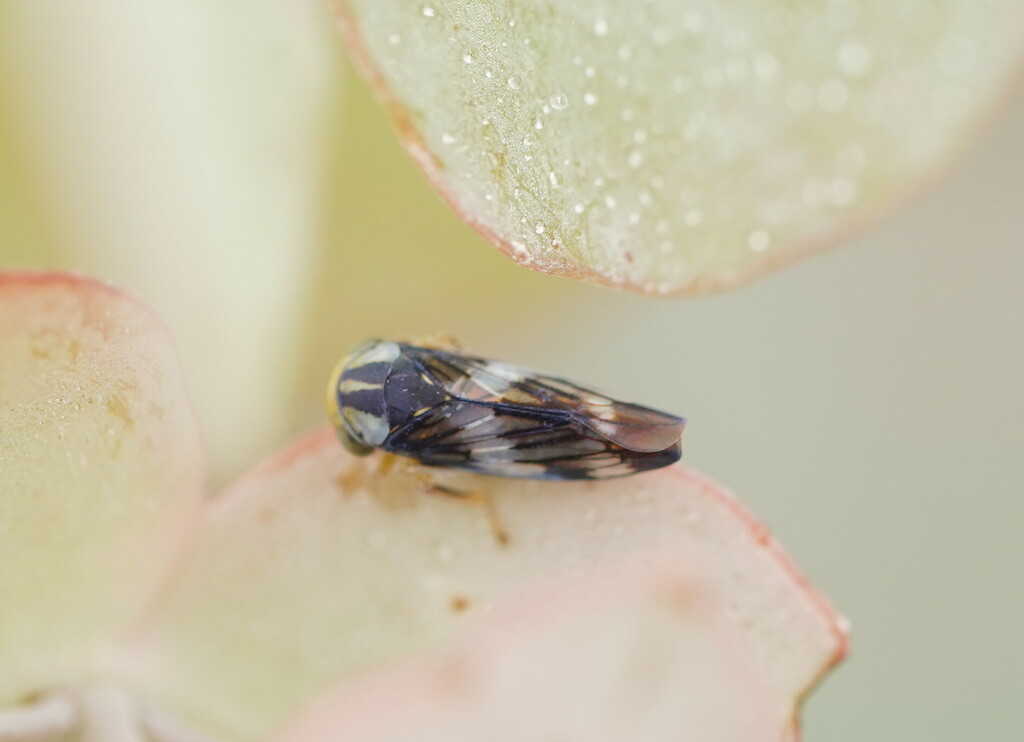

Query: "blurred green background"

xmin=1 ymin=2 xmax=1022 ymax=740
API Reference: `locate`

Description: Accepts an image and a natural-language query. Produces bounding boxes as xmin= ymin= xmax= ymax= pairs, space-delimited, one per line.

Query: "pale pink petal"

xmin=333 ymin=1 xmax=1024 ymax=293
xmin=130 ymin=427 xmax=843 ymax=740
xmin=0 ymin=272 xmax=204 ymax=702
xmin=278 ymin=560 xmax=836 ymax=742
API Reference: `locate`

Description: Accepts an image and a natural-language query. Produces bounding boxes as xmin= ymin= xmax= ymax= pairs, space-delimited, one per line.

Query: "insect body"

xmin=327 ymin=340 xmax=685 ymax=480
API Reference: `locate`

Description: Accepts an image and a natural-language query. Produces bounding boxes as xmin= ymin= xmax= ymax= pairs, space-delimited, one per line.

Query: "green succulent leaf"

xmin=334 ymin=0 xmax=1024 ymax=292
xmin=0 ymin=273 xmax=204 ymax=702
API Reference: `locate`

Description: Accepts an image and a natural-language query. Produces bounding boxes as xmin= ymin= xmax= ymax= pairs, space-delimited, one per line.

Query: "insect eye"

xmin=342 ymin=407 xmax=389 ymax=447
xmin=337 ymin=409 xmax=374 ymax=456
xmin=342 ymin=407 xmax=365 ymax=437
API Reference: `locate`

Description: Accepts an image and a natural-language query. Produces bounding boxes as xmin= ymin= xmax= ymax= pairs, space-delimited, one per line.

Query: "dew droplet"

xmin=753 ymin=53 xmax=779 ymax=81
xmin=583 ymin=92 xmax=599 ymax=105
xmin=421 ymin=5 xmax=435 ymax=17
xmin=837 ymin=40 xmax=873 ymax=77
xmin=594 ymin=17 xmax=609 ymax=36
xmin=829 ymin=178 xmax=857 ymax=206
xmin=682 ymin=11 xmax=704 ymax=33
xmin=725 ymin=57 xmax=748 ymax=82
xmin=748 ymin=229 xmax=772 ymax=252
xmin=837 ymin=144 xmax=866 ymax=176
xmin=507 ymin=75 xmax=521 ymax=89
xmin=549 ymin=92 xmax=569 ymax=110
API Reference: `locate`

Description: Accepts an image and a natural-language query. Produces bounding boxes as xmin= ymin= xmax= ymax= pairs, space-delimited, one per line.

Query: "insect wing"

xmin=384 ymin=346 xmax=683 ymax=479
xmin=387 ymin=400 xmax=669 ymax=480
xmin=512 ymin=374 xmax=686 ymax=453
xmin=408 ymin=347 xmax=684 ymax=452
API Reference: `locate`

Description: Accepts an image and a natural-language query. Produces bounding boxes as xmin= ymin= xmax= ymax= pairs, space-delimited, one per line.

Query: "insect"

xmin=326 ymin=338 xmax=685 ymax=481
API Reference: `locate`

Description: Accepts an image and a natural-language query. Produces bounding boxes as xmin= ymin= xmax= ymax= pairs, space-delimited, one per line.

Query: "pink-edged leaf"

xmin=333 ymin=1 xmax=1024 ymax=293
xmin=128 ymin=427 xmax=844 ymax=740
xmin=277 ymin=559 xmax=837 ymax=742
xmin=0 ymin=272 xmax=204 ymax=702
xmin=0 ymin=1 xmax=342 ymax=482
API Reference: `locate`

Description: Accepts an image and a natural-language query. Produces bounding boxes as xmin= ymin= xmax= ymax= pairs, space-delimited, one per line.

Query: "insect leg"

xmin=337 ymin=451 xmax=400 ymax=494
xmin=414 ymin=472 xmax=510 ymax=546
xmin=376 ymin=451 xmax=399 ymax=477
xmin=337 ymin=458 xmax=368 ymax=492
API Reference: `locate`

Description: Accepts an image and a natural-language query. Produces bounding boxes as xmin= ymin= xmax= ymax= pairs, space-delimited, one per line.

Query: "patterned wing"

xmin=379 ymin=345 xmax=684 ymax=480
xmin=406 ymin=345 xmax=685 ymax=450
